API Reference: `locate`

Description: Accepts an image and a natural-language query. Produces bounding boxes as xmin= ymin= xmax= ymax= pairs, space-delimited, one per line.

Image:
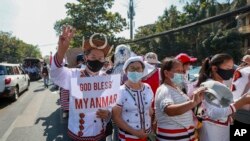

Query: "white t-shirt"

xmin=155 ymin=84 xmax=195 ymax=141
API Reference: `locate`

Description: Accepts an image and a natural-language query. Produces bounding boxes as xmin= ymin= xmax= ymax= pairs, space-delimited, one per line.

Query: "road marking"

xmin=0 ymin=89 xmax=47 ymax=141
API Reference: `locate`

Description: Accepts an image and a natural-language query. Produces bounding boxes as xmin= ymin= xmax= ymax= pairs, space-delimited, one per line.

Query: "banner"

xmin=68 ymin=74 xmax=121 ymax=138
xmin=71 ymin=74 xmax=121 ymax=112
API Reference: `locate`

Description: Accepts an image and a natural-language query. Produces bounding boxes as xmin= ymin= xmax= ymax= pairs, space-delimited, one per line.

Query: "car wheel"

xmin=12 ymin=87 xmax=19 ymax=101
xmin=26 ymin=80 xmax=30 ymax=91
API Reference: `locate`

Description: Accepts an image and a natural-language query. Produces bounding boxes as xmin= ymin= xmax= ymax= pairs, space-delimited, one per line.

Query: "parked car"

xmin=0 ymin=63 xmax=30 ymax=101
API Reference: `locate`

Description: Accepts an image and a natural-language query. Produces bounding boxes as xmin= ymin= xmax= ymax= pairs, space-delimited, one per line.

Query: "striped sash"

xmin=156 ymin=126 xmax=196 ymax=141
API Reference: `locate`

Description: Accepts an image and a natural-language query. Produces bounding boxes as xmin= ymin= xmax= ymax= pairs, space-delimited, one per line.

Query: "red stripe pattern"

xmin=156 ymin=126 xmax=196 ymax=141
xmin=60 ymin=88 xmax=69 ymax=111
xmin=54 ymin=53 xmax=62 ymax=68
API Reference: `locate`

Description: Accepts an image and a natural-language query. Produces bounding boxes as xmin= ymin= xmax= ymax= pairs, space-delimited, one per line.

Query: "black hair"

xmin=110 ymin=54 xmax=115 ymax=64
xmin=196 ymin=53 xmax=233 ymax=87
xmin=76 ymin=54 xmax=84 ymax=62
xmin=160 ymin=57 xmax=180 ymax=84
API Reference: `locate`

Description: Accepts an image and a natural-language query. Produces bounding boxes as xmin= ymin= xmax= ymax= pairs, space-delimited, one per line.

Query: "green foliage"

xmin=0 ymin=31 xmax=41 ymax=63
xmin=133 ymin=0 xmax=244 ymax=63
xmin=201 ymin=30 xmax=242 ymax=62
xmin=54 ymin=0 xmax=127 ymax=48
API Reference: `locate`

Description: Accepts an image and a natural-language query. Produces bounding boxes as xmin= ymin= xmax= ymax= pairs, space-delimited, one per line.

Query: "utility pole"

xmin=128 ymin=0 xmax=135 ymax=39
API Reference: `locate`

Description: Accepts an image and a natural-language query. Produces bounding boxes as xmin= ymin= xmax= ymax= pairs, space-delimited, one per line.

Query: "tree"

xmin=0 ymin=31 xmax=42 ymax=63
xmin=201 ymin=30 xmax=243 ymax=63
xmin=54 ymin=0 xmax=127 ymax=48
xmin=133 ymin=0 xmax=244 ymax=61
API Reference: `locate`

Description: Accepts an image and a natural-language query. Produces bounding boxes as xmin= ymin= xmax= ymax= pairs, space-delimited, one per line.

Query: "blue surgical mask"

xmin=127 ymin=71 xmax=144 ymax=83
xmin=171 ymin=73 xmax=184 ymax=85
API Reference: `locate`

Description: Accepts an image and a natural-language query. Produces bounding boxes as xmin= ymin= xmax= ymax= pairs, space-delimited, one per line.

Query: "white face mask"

xmin=127 ymin=71 xmax=144 ymax=83
xmin=171 ymin=73 xmax=184 ymax=85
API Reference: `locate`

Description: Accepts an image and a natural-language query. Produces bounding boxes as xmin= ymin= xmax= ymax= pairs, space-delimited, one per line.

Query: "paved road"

xmin=0 ymin=80 xmax=70 ymax=141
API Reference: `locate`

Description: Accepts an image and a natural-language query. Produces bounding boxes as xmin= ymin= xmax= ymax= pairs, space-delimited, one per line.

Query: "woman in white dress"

xmin=112 ymin=56 xmax=154 ymax=141
xmin=155 ymin=57 xmax=205 ymax=141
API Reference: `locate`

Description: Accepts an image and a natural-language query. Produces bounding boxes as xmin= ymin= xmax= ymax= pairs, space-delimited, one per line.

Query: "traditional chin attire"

xmin=116 ymin=84 xmax=153 ymax=141
xmin=60 ymin=88 xmax=70 ymax=111
xmin=198 ymin=80 xmax=236 ymax=141
xmin=142 ymin=52 xmax=161 ymax=106
xmin=155 ymin=84 xmax=196 ymax=141
xmin=51 ymin=37 xmax=112 ymax=141
xmin=51 ymin=53 xmax=110 ymax=141
xmin=231 ymin=67 xmax=250 ymax=127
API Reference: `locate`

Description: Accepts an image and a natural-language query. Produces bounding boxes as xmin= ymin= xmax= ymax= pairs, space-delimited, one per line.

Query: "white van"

xmin=0 ymin=63 xmax=30 ymax=101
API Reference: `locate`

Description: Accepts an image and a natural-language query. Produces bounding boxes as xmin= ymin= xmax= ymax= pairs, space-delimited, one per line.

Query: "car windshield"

xmin=0 ymin=65 xmax=6 ymax=75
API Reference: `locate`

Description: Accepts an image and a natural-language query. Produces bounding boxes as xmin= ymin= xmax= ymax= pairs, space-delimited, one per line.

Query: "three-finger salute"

xmin=57 ymin=25 xmax=76 ymax=64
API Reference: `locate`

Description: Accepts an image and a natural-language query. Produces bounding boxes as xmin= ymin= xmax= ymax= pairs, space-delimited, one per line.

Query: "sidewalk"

xmin=4 ymin=85 xmax=70 ymax=141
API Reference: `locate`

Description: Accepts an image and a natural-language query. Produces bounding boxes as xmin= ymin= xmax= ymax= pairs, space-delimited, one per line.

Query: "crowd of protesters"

xmin=50 ymin=25 xmax=250 ymax=141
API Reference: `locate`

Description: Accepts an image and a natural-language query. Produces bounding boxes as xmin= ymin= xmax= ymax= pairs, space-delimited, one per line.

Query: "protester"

xmin=239 ymin=55 xmax=250 ymax=67
xmin=154 ymin=57 xmax=205 ymax=141
xmin=194 ymin=53 xmax=250 ymax=141
xmin=144 ymin=52 xmax=161 ymax=68
xmin=42 ymin=62 xmax=49 ymax=88
xmin=106 ymin=44 xmax=132 ymax=141
xmin=142 ymin=52 xmax=161 ymax=94
xmin=175 ymin=53 xmax=197 ymax=93
xmin=142 ymin=52 xmax=162 ymax=133
xmin=112 ymin=56 xmax=154 ymax=141
xmin=231 ymin=60 xmax=250 ymax=133
xmin=76 ymin=54 xmax=85 ymax=68
xmin=59 ymin=62 xmax=70 ymax=119
xmin=51 ymin=25 xmax=112 ymax=141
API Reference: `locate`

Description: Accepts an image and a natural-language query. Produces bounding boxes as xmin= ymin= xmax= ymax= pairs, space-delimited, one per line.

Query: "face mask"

xmin=217 ymin=68 xmax=234 ymax=80
xmin=171 ymin=73 xmax=184 ymax=85
xmin=86 ymin=60 xmax=104 ymax=72
xmin=127 ymin=71 xmax=144 ymax=83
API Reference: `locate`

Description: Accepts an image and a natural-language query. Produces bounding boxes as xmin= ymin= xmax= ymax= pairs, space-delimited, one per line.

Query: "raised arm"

xmin=50 ymin=25 xmax=76 ymax=90
xmin=205 ymin=92 xmax=250 ymax=120
xmin=56 ymin=25 xmax=75 ymax=64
